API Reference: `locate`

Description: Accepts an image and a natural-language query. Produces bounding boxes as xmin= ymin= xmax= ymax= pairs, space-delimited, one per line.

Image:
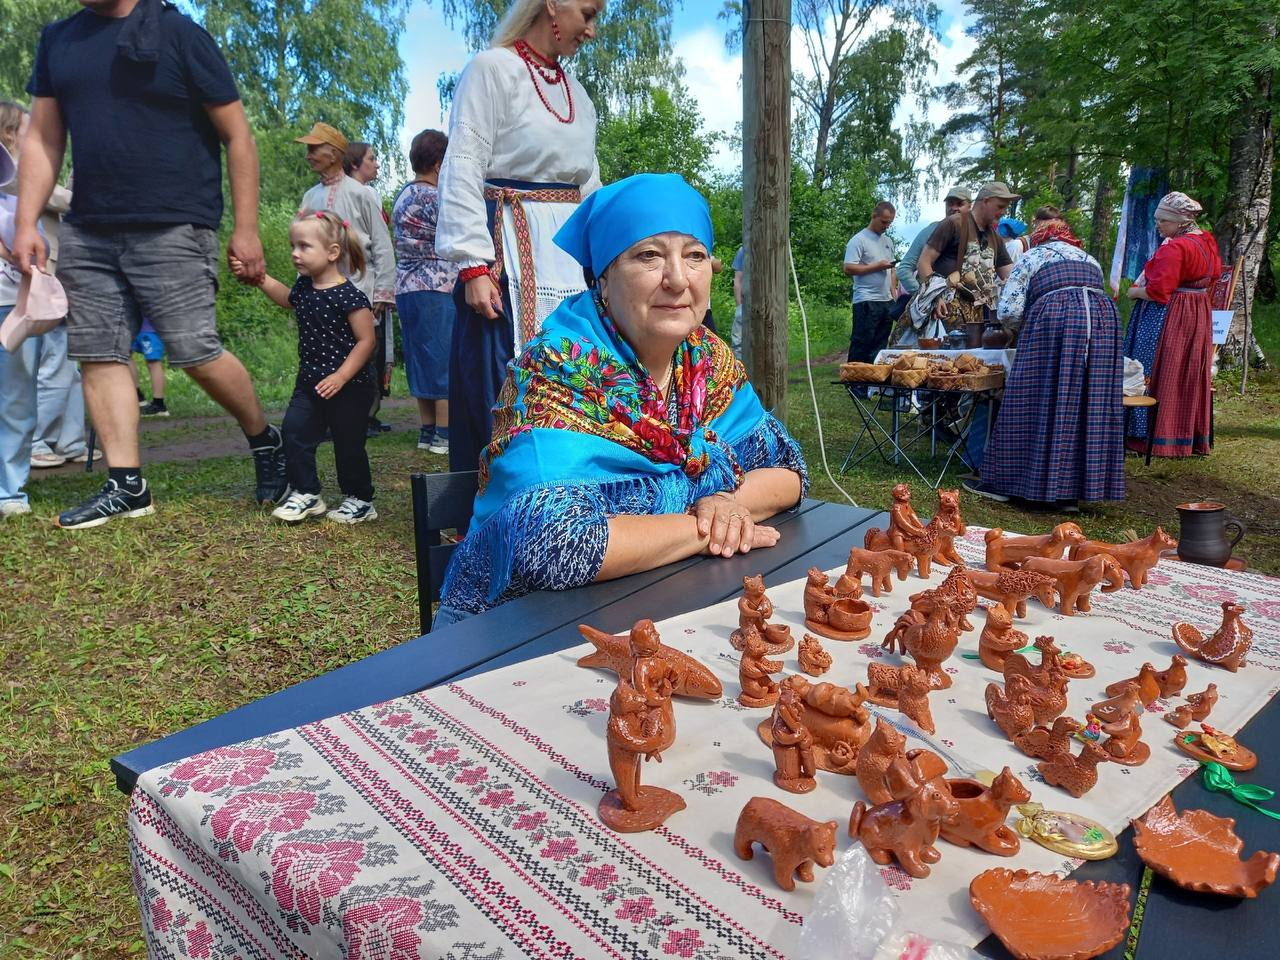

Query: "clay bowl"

xmin=918 ymin=337 xmax=943 ymax=349
xmin=828 ymin=597 xmax=873 ymax=634
xmin=1133 ymin=795 xmax=1279 ymax=898
xmin=969 ymin=869 xmax=1130 ymax=960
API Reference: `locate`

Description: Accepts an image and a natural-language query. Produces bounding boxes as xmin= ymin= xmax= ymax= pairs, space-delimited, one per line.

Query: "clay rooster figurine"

xmin=1173 ymin=601 xmax=1254 ymax=672
xmin=985 ymin=675 xmax=1038 ymax=739
xmin=798 ymin=634 xmax=833 ymax=677
xmin=1013 ymin=715 xmax=1083 ymax=761
xmin=881 ymin=590 xmax=961 ymax=689
xmin=1038 ymin=740 xmax=1109 ymax=798
xmin=1069 ymin=527 xmax=1177 ymax=589
xmin=984 ymin=523 xmax=1086 ymax=571
xmin=1002 ymin=636 xmax=1069 ymax=725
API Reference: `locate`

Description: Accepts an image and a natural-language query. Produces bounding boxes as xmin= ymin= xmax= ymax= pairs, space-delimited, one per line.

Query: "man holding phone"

xmin=843 ymin=200 xmax=898 ymax=366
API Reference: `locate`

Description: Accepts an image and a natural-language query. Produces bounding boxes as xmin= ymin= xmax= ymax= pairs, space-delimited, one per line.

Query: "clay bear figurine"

xmin=738 ymin=627 xmax=784 ymax=708
xmin=731 ymin=574 xmax=773 ymax=650
xmin=734 ymin=796 xmax=838 ymax=892
xmin=798 ymin=634 xmax=833 ymax=677
xmin=856 ymin=718 xmax=908 ymax=805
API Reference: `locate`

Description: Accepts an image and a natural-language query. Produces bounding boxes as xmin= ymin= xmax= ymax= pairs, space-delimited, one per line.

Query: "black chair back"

xmin=410 ymin=471 xmax=478 ymax=634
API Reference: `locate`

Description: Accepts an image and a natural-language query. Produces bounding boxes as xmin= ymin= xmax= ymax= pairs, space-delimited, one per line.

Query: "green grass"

xmin=1 ymin=301 xmax=1278 ymax=957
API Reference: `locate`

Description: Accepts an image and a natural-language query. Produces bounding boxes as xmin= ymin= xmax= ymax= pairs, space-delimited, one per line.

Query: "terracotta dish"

xmin=1174 ymin=725 xmax=1258 ymax=771
xmin=1133 ymin=795 xmax=1279 ymax=898
xmin=969 ymin=869 xmax=1131 ymax=960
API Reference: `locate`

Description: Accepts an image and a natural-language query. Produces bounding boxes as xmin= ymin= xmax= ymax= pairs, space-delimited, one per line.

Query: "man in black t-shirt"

xmin=917 ymin=181 xmax=1019 ymax=307
xmin=12 ymin=0 xmax=288 ymax=529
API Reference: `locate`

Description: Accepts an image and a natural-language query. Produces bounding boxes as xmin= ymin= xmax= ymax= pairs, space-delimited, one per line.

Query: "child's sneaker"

xmin=428 ymin=427 xmax=449 ymax=456
xmin=417 ymin=425 xmax=434 ymax=450
xmin=327 ymin=497 xmax=378 ymax=524
xmin=272 ymin=491 xmax=326 ymax=523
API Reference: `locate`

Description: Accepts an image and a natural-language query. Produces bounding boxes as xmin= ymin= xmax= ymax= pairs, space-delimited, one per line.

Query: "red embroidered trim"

xmin=458 ymin=265 xmax=491 ymax=284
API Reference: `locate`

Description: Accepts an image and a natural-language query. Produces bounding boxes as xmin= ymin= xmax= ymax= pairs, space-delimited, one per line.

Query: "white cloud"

xmin=398 ymin=6 xmax=472 ymax=153
xmin=673 ymin=26 xmax=744 ymax=174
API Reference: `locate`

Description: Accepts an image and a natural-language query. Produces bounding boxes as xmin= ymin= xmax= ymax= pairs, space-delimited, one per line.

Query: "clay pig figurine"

xmin=734 ymin=797 xmax=838 ymax=892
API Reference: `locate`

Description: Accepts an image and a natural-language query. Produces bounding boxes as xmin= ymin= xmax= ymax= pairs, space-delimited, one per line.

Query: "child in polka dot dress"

xmin=232 ymin=210 xmax=379 ymax=524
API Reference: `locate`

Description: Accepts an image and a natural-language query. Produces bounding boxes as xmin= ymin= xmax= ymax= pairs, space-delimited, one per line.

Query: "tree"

xmin=190 ymin=0 xmax=410 ymax=205
xmin=597 ymin=86 xmax=720 ymax=188
xmin=0 ymin=0 xmax=79 ymax=101
xmin=433 ymin=0 xmax=681 ymax=117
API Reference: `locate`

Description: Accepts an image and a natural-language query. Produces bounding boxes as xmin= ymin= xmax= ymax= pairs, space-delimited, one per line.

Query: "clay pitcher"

xmin=1176 ymin=501 xmax=1245 ymax=567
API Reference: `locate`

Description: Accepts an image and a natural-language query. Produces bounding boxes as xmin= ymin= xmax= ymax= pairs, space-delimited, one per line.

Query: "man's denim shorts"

xmin=58 ymin=222 xmax=224 ymax=368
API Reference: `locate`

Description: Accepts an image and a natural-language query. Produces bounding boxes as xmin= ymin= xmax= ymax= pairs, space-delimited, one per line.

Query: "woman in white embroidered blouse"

xmin=436 ymin=0 xmax=603 ymax=473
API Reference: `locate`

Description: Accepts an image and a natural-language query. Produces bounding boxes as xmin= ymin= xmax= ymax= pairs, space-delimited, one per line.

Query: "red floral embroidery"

xmin=512 ymin=810 xmax=547 ymax=831
xmin=406 ymin=728 xmax=439 ymax=745
xmin=615 ymin=896 xmax=657 ymax=923
xmin=380 ymin=712 xmax=413 ymax=728
xmin=210 ymin=792 xmax=316 ymax=853
xmin=342 ymin=897 xmax=423 ymax=960
xmin=580 ymin=863 xmax=618 ymax=889
xmin=186 ymin=920 xmax=214 ymax=958
xmin=425 ymin=747 xmax=459 ymax=765
xmin=454 ymin=765 xmax=488 ymax=786
xmin=480 ymin=788 xmax=515 ymax=809
xmin=170 ymin=746 xmax=276 ymax=793
xmin=1249 ymin=600 xmax=1280 ymax=621
xmin=150 ymin=896 xmax=173 ymax=933
xmin=271 ymin=840 xmax=365 ymax=924
xmin=663 ymin=928 xmax=705 ymax=957
xmin=540 ymin=837 xmax=578 ymax=862
xmin=1180 ymin=584 xmax=1237 ymax=603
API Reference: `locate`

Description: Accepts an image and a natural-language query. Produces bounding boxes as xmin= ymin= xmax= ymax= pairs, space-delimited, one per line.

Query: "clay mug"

xmin=964 ymin=321 xmax=985 ymax=349
xmin=1176 ymin=501 xmax=1245 ymax=567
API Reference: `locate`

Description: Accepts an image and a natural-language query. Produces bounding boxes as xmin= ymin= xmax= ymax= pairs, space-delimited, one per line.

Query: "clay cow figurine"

xmin=734 ymin=797 xmax=838 ymax=892
xmin=1070 ymin=527 xmax=1177 ymax=590
xmin=1021 ymin=554 xmax=1125 ymax=616
xmin=769 ymin=676 xmax=818 ymax=793
xmin=983 ymin=523 xmax=1086 ymax=572
xmin=731 ymin=574 xmax=774 ymax=650
xmin=967 ymin=568 xmax=1058 ymax=618
xmin=849 ymin=756 xmax=959 ymax=878
xmin=1038 ymin=740 xmax=1110 ymax=798
xmin=798 ymin=634 xmax=833 ymax=677
xmin=977 ymin=602 xmax=1028 ymax=673
xmin=845 ymin=546 xmax=913 ymax=597
xmin=1173 ymin=601 xmax=1254 ymax=672
xmin=940 ymin=767 xmax=1031 ymax=856
xmin=738 ymin=627 xmax=784 ymax=708
xmin=856 ymin=719 xmax=908 ymax=805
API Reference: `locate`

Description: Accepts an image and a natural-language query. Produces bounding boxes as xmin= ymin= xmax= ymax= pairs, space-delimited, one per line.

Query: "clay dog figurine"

xmin=940 ymin=767 xmax=1031 ymax=856
xmin=734 ymin=796 xmax=838 ymax=892
xmin=1021 ymin=554 xmax=1125 ymax=615
xmin=848 ymin=756 xmax=960 ymax=878
xmin=966 ymin=568 xmax=1058 ymax=618
xmin=984 ymin=523 xmax=1086 ymax=572
xmin=1070 ymin=527 xmax=1177 ymax=589
xmin=864 ymin=662 xmax=937 ymax=734
xmin=578 ymin=622 xmax=722 ymax=699
xmin=1173 ymin=601 xmax=1254 ymax=672
xmin=845 ymin=546 xmax=913 ymax=597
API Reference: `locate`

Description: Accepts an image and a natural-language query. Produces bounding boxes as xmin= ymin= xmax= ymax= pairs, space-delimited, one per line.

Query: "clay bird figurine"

xmin=1090 ymin=682 xmax=1142 ymax=726
xmin=1038 ymin=740 xmax=1109 ymax=798
xmin=1154 ymin=655 xmax=1189 ymax=699
xmin=1173 ymin=602 xmax=1253 ymax=672
xmin=1013 ymin=715 xmax=1082 ymax=761
xmin=985 ymin=675 xmax=1037 ymax=740
xmin=1104 ymin=663 xmax=1161 ymax=708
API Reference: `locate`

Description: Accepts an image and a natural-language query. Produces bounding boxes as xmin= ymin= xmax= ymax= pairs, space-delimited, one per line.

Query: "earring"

xmin=551 ymin=18 xmax=562 ymax=43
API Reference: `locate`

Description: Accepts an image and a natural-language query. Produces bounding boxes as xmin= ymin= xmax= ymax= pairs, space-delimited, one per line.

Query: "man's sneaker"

xmin=271 ymin=491 xmax=326 ymax=523
xmin=962 ymin=478 xmax=1010 ymax=503
xmin=140 ymin=400 xmax=169 ymax=417
xmin=417 ymin=426 xmax=434 ymax=450
xmin=251 ymin=426 xmax=289 ymax=505
xmin=326 ymin=497 xmax=378 ymax=524
xmin=1 ymin=500 xmax=32 ymax=519
xmin=57 ymin=479 xmax=154 ymax=529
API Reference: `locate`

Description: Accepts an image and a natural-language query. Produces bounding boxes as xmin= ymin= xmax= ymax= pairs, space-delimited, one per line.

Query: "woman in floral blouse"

xmin=393 ymin=130 xmax=458 ymax=455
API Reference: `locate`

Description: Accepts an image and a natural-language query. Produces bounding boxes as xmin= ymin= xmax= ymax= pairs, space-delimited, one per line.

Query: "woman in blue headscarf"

xmin=435 ymin=174 xmax=808 ymax=625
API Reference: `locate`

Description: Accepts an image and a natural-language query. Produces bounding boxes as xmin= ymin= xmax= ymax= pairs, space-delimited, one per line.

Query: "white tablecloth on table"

xmin=877 ymin=347 xmax=1016 ymax=370
xmin=128 ymin=530 xmax=1280 ymax=959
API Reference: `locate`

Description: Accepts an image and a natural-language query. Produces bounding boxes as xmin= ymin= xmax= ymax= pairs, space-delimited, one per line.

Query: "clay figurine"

xmin=760 ymin=622 xmax=796 ymax=655
xmin=911 ymin=565 xmax=978 ymax=631
xmin=1002 ymin=638 xmax=1069 ymax=725
xmin=1038 ymin=740 xmax=1110 ymax=798
xmin=1013 ymin=715 xmax=1082 ymax=761
xmin=1173 ymin=601 xmax=1254 ymax=672
xmin=756 ymin=675 xmax=871 ymax=774
xmin=1133 ymin=795 xmax=1279 ymax=898
xmin=833 ymin=570 xmax=864 ymax=599
xmin=599 ymin=679 xmax=684 ymax=831
xmin=1070 ymin=527 xmax=1178 ymax=589
xmin=730 ymin=574 xmax=773 ymax=650
xmin=967 ymin=568 xmax=1058 ymax=618
xmin=978 ymin=602 xmax=1028 ymax=672
xmin=881 ymin=589 xmax=961 ymax=689
xmin=1185 ymin=683 xmax=1219 ymax=721
xmin=855 ymin=718 xmax=908 ymax=805
xmin=798 ymin=633 xmax=833 ymax=677
xmin=734 ymin=796 xmax=838 ymax=892
xmin=1154 ymin=655 xmax=1189 ymax=699
xmin=844 ymin=546 xmax=912 ymax=597
xmin=864 ymin=662 xmax=937 ymax=734
xmin=1100 ymin=709 xmax=1150 ymax=766
xmin=927 ymin=488 xmax=967 ymax=567
xmin=983 ymin=522 xmax=1086 ymax=572
xmin=577 ymin=622 xmax=723 ymax=700
xmin=940 ymin=767 xmax=1031 ymax=856
xmin=803 ymin=567 xmax=873 ymax=641
xmin=986 ymin=675 xmax=1038 ymax=739
xmin=1103 ymin=663 xmax=1161 ymax=708
xmin=769 ymin=676 xmax=818 ymax=792
xmin=1015 ymin=803 xmax=1118 ymax=860
xmin=1021 ymin=554 xmax=1125 ymax=615
xmin=1090 ymin=682 xmax=1142 ymax=726
xmin=1057 ymin=650 xmax=1096 ymax=680
xmin=848 ymin=756 xmax=959 ymax=878
xmin=1165 ymin=704 xmax=1195 ymax=729
xmin=865 ymin=482 xmax=928 ymax=553
xmin=864 ymin=493 xmax=965 ymax=579
xmin=1174 ymin=723 xmax=1257 ymax=771
xmin=737 ymin=627 xmax=783 ymax=708
xmin=970 ymin=869 xmax=1132 ymax=960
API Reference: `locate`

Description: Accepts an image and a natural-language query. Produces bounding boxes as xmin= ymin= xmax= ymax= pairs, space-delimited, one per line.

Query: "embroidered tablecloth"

xmin=129 ymin=528 xmax=1280 ymax=958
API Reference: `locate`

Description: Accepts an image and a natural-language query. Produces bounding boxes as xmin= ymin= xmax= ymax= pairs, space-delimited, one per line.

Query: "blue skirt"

xmin=1121 ymin=298 xmax=1168 ymax=446
xmin=396 ymin=289 xmax=454 ymax=400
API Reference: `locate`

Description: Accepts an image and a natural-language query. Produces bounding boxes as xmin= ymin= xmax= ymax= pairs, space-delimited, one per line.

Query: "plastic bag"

xmin=1122 ymin=357 xmax=1146 ymax=396
xmin=796 ymin=845 xmax=980 ymax=960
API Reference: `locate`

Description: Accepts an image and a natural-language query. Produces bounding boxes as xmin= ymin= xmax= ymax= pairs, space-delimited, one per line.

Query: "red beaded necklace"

xmin=514 ymin=38 xmax=575 ymax=125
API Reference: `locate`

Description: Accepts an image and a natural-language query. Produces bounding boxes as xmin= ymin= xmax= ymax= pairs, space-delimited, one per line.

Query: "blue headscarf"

xmin=997 ymin=216 xmax=1027 ymax=239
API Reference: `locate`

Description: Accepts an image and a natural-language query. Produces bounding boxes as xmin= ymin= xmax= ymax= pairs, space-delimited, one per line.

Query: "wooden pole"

xmin=742 ymin=0 xmax=791 ymax=421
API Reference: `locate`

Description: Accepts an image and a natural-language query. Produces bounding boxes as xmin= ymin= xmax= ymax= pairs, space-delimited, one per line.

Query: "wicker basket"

xmin=926 ymin=369 xmax=1005 ymax=392
xmin=891 ymin=368 xmax=929 ymax=388
xmin=840 ymin=362 xmax=892 ymax=383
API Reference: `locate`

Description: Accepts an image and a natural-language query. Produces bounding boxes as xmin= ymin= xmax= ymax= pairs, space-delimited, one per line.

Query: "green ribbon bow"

xmin=1201 ymin=761 xmax=1280 ymax=820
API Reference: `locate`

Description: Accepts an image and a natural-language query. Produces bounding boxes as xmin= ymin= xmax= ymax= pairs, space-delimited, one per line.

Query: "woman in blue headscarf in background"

xmin=435 ymin=173 xmax=808 ymax=625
